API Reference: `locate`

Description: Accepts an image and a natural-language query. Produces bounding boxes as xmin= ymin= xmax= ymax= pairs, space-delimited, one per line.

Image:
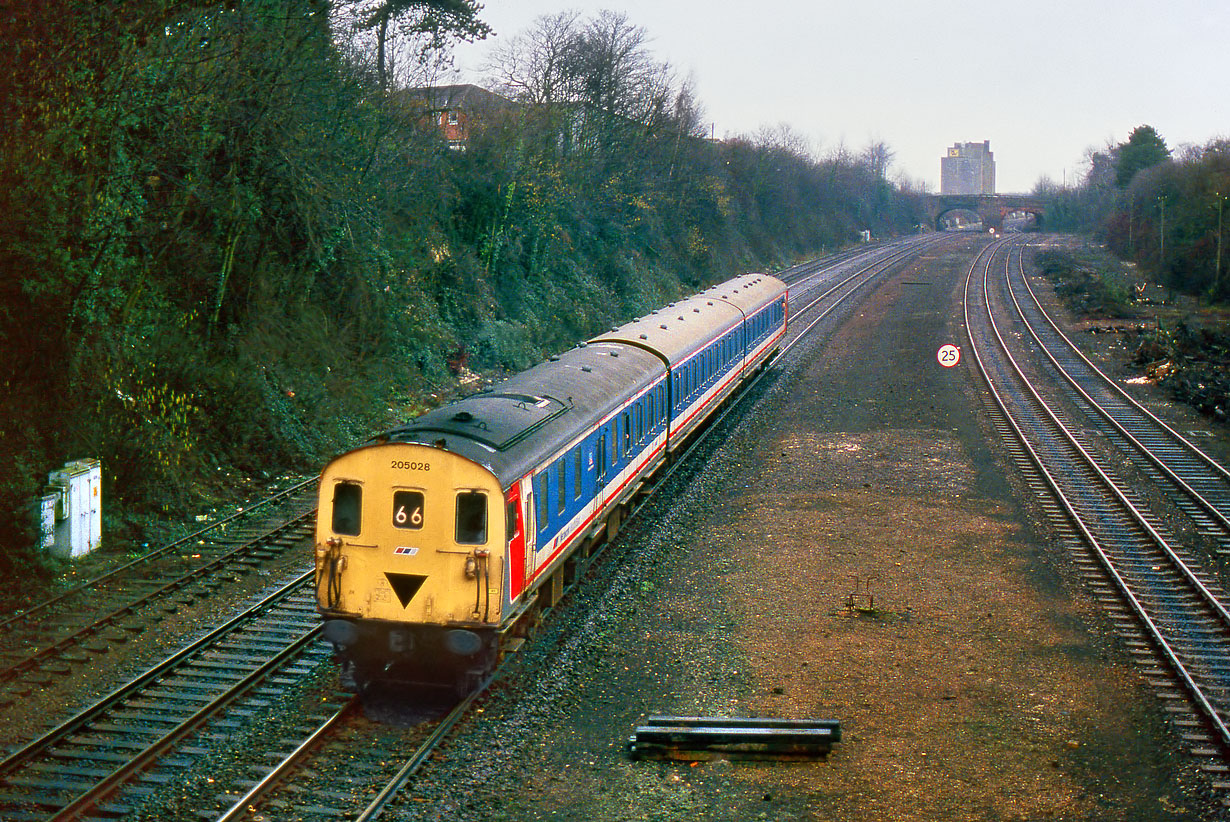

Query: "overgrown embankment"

xmin=1036 ymin=248 xmax=1229 ymax=422
xmin=0 ymin=2 xmax=924 ymax=584
xmin=1133 ymin=325 xmax=1230 ymax=422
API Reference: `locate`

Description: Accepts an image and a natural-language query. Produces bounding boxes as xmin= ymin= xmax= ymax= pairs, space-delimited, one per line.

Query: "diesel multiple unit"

xmin=314 ymin=273 xmax=788 ymax=691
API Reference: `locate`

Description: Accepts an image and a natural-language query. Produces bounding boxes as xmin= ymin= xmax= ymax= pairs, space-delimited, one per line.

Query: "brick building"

xmin=403 ymin=84 xmax=512 ymax=150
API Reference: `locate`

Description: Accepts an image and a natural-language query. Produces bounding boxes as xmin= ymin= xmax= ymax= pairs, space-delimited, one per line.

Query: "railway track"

xmin=783 ymin=234 xmax=957 ymax=338
xmin=1001 ymin=243 xmax=1230 ymax=552
xmin=0 ymin=571 xmax=338 ymax=821
xmin=0 ymin=479 xmax=318 ymax=709
xmin=204 ymin=681 xmax=479 ymax=821
xmin=965 ymin=236 xmax=1230 ymax=795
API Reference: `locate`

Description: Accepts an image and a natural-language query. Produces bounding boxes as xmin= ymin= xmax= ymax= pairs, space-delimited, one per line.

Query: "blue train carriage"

xmin=590 ymin=273 xmax=788 ymax=450
xmin=315 ymin=339 xmax=667 ymax=690
xmin=313 ymin=272 xmax=788 ymax=692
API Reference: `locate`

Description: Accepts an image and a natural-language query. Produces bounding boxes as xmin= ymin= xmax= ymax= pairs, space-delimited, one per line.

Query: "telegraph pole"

xmin=1158 ymin=196 xmax=1166 ymax=270
xmin=1215 ymin=192 xmax=1225 ymax=298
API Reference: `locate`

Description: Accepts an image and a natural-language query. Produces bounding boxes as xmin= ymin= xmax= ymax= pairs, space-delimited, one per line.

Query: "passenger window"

xmin=332 ymin=482 xmax=362 ymax=536
xmin=556 ymin=458 xmax=566 ymax=514
xmin=623 ymin=411 xmax=631 ymax=454
xmin=392 ymin=490 xmax=424 ymax=530
xmin=456 ymin=492 xmax=487 ymax=544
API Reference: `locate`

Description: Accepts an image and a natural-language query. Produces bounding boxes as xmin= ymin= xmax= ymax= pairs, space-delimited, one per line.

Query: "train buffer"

xmin=626 ymin=715 xmax=841 ymax=761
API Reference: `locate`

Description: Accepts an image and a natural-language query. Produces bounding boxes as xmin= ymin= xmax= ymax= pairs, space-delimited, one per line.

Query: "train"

xmin=314 ymin=273 xmax=789 ymax=693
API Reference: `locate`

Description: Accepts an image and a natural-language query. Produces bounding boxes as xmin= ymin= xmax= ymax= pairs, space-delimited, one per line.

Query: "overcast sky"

xmin=445 ymin=1 xmax=1227 ymax=193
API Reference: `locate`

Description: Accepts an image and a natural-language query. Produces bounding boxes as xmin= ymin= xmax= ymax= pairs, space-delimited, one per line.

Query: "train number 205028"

xmin=391 ymin=460 xmax=431 ymax=471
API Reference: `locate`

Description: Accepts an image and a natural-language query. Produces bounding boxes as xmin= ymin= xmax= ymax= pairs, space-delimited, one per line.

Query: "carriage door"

xmin=520 ymin=475 xmax=538 ymax=582
xmin=506 ymin=483 xmax=528 ymax=600
xmin=597 ymin=432 xmax=608 ymax=488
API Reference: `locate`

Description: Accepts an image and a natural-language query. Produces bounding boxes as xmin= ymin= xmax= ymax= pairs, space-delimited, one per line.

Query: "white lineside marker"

xmin=937 ymin=344 xmax=961 ymax=368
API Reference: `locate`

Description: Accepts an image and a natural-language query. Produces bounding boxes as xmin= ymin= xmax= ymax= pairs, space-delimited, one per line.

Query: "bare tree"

xmin=485 ymin=10 xmax=583 ymax=104
xmin=569 ymin=10 xmax=667 ymax=120
xmin=860 ymin=140 xmax=894 ymax=181
xmin=753 ymin=123 xmax=814 ymax=159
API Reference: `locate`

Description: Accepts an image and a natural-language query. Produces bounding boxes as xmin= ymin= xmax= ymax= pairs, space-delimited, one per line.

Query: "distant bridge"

xmin=924 ymin=194 xmax=1046 ymax=231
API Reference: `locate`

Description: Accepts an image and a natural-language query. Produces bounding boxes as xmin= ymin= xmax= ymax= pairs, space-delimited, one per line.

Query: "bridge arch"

xmin=924 ymin=194 xmax=1046 ymax=231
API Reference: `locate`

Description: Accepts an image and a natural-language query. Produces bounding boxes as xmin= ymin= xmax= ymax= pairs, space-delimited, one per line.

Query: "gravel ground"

xmin=391 ymin=236 xmax=1219 ymax=821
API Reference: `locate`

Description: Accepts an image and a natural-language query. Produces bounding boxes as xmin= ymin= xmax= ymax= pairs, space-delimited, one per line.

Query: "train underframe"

xmin=322 ymin=498 xmax=631 ymax=698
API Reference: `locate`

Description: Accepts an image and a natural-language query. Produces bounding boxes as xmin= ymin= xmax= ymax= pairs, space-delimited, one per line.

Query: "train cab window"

xmin=392 ymin=490 xmax=424 ymax=530
xmin=506 ymin=501 xmax=517 ymax=542
xmin=331 ymin=482 xmax=362 ymax=536
xmin=556 ymin=458 xmax=566 ymax=514
xmin=455 ymin=491 xmax=487 ymax=544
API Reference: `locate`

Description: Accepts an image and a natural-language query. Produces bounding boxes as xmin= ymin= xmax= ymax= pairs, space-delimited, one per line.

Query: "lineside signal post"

xmin=937 ymin=344 xmax=961 ymax=368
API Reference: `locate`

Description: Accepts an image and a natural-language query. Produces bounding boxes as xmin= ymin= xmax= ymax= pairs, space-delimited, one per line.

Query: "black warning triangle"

xmin=385 ymin=573 xmax=428 ymax=608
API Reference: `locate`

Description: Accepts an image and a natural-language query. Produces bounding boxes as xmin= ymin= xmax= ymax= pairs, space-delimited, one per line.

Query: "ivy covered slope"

xmin=0 ymin=1 xmax=924 ymax=577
